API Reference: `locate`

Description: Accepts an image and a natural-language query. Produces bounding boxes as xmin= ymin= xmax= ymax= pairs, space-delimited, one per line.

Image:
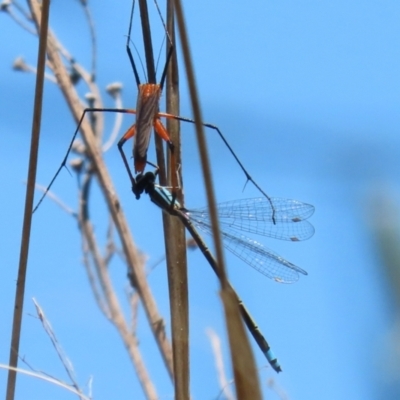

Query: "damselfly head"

xmin=132 ymin=171 xmax=156 ymax=199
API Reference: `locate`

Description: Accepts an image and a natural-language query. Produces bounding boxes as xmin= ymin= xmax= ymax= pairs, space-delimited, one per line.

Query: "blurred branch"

xmin=371 ymin=193 xmax=400 ymax=307
xmin=1 ymin=0 xmax=37 ymax=34
xmin=206 ymin=328 xmax=234 ymax=400
xmin=267 ymin=377 xmax=289 ymax=400
xmin=78 ymin=171 xmax=159 ymax=400
xmin=13 ymin=56 xmax=57 ymax=83
xmin=35 ymin=173 xmax=159 ymax=399
xmin=102 ymin=82 xmax=124 ymax=152
xmin=78 ymin=0 xmax=97 ymax=80
xmin=34 ymin=183 xmax=76 ymax=216
xmin=0 ymin=365 xmax=91 ymax=400
xmin=32 ymin=298 xmax=86 ymax=399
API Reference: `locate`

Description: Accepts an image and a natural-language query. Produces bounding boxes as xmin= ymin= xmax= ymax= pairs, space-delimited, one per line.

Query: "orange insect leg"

xmin=157 ymin=111 xmax=179 ymax=120
xmin=153 ymin=118 xmax=171 ymax=142
xmin=153 ymin=118 xmax=180 ymax=192
xmin=120 ymin=124 xmax=136 ymax=143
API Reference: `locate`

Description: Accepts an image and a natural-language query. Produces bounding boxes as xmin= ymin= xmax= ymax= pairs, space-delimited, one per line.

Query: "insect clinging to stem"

xmin=34 ymin=0 xmax=278 ymax=220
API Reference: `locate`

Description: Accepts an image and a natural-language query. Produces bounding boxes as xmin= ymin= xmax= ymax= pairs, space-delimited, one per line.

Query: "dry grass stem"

xmin=6 ymin=1 xmax=50 ymax=398
xmin=172 ymin=0 xmax=262 ymax=398
xmin=32 ymin=298 xmax=86 ymax=399
xmin=1 ymin=364 xmax=91 ymax=400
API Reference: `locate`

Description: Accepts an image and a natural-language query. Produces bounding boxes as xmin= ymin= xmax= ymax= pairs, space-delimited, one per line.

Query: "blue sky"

xmin=1 ymin=1 xmax=400 ymax=399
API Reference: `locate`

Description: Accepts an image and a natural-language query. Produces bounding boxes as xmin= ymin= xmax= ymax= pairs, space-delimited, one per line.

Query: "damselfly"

xmin=134 ymin=171 xmax=314 ymax=284
xmin=132 ymin=170 xmax=314 ymax=371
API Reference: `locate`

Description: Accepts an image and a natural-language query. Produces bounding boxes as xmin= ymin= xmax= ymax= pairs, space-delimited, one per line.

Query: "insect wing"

xmin=134 ymin=85 xmax=162 ymax=165
xmin=189 ymin=197 xmax=315 ymax=242
xmin=190 ymin=217 xmax=307 ymax=284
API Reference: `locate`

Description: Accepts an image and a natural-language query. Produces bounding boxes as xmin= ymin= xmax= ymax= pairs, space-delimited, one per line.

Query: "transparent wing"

xmin=188 ymin=197 xmax=315 ymax=242
xmin=191 ymin=218 xmax=307 ymax=284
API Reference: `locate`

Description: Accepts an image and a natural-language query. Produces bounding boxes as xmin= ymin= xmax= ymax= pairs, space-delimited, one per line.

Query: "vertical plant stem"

xmin=163 ymin=0 xmax=190 ymax=398
xmin=138 ymin=0 xmax=189 ymax=396
xmin=172 ymin=0 xmax=262 ymax=398
xmin=6 ymin=1 xmax=51 ymax=399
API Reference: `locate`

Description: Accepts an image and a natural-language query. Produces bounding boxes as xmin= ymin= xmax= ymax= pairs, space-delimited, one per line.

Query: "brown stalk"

xmin=137 ymin=0 xmax=189 ymax=396
xmin=139 ymin=0 xmax=189 ymax=400
xmin=163 ymin=0 xmax=190 ymax=398
xmin=172 ymin=0 xmax=262 ymax=398
xmin=6 ymin=1 xmax=50 ymax=399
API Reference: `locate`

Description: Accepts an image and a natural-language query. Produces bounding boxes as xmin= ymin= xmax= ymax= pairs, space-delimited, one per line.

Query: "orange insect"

xmin=118 ymin=0 xmax=175 ymax=176
xmin=34 ymin=0 xmax=178 ymax=213
xmin=34 ymin=0 xmax=277 ymax=219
